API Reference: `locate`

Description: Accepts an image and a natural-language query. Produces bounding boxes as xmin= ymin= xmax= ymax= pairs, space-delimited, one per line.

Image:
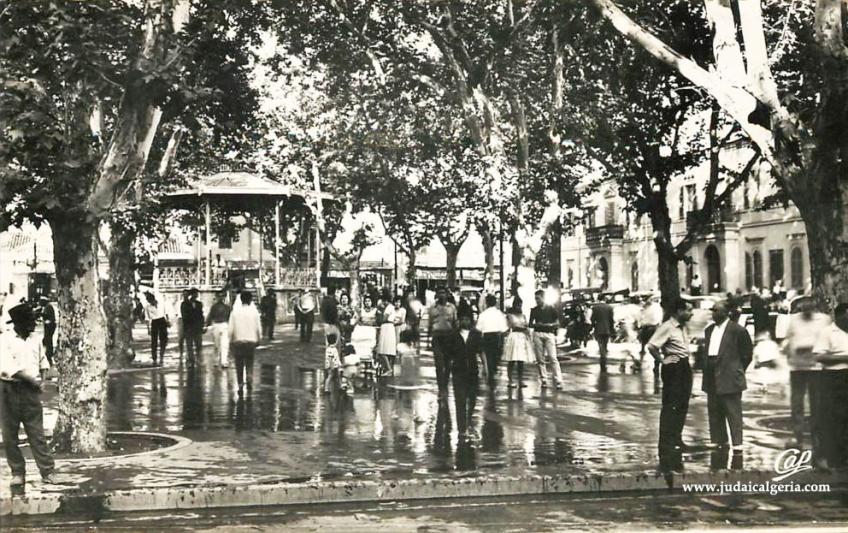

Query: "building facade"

xmin=561 ymin=147 xmax=810 ymax=295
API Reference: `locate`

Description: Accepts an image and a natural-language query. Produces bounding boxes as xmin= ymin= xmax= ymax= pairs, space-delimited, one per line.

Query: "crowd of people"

xmin=3 ymin=278 xmax=848 ymax=488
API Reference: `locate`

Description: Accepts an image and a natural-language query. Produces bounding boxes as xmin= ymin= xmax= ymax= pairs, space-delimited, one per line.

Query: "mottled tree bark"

xmin=105 ymin=223 xmax=136 ymax=369
xmin=649 ymin=206 xmax=682 ymax=317
xmin=444 ymin=243 xmax=460 ymax=289
xmin=49 ymin=215 xmax=108 ymax=454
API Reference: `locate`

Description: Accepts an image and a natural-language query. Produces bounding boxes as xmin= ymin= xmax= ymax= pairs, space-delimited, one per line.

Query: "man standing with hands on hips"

xmin=701 ymin=302 xmax=753 ymax=452
xmin=648 ymin=299 xmax=694 ymax=456
xmin=0 ymin=302 xmax=56 ymax=488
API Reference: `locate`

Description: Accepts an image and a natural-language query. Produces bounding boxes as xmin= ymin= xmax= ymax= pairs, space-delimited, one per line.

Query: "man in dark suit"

xmin=448 ymin=312 xmax=482 ymax=438
xmin=181 ymin=288 xmax=204 ymax=365
xmin=591 ymin=296 xmax=615 ymax=372
xmin=702 ymin=301 xmax=753 ymax=451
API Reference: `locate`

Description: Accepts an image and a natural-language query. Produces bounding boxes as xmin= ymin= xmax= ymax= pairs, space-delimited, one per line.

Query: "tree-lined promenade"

xmin=1 ymin=0 xmax=845 ymax=457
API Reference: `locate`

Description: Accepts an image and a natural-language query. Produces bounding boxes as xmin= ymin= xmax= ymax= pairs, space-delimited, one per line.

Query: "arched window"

xmin=791 ymin=247 xmax=804 ymax=289
xmin=705 ymin=245 xmax=722 ymax=292
xmin=752 ymin=250 xmax=763 ymax=290
xmin=631 ymin=262 xmax=639 ymax=291
xmin=745 ymin=252 xmax=753 ymax=290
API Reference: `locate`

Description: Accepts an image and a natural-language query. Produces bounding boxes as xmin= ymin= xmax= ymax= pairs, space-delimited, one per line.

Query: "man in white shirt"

xmin=475 ymin=294 xmax=508 ymax=386
xmin=0 ymin=303 xmax=56 ymax=487
xmin=812 ymin=302 xmax=848 ymax=468
xmin=701 ymin=302 xmax=753 ymax=450
xmin=638 ymin=297 xmax=663 ymax=373
xmin=229 ymin=292 xmax=262 ymax=396
xmin=783 ymin=300 xmax=830 ymax=447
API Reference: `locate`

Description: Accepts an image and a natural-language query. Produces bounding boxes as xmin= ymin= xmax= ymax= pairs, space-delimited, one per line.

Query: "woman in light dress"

xmin=376 ymin=296 xmax=399 ymax=376
xmin=503 ymin=299 xmax=535 ymax=388
xmin=351 ymin=295 xmax=379 ymax=359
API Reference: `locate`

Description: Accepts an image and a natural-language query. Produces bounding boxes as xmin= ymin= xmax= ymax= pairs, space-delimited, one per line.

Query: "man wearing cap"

xmin=181 ymin=288 xmax=204 ymax=365
xmin=0 ymin=303 xmax=56 ymax=487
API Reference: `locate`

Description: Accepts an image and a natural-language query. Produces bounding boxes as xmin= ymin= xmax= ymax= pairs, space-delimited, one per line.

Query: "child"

xmin=397 ymin=328 xmax=419 ymax=387
xmin=340 ymin=343 xmax=360 ymax=395
xmin=324 ymin=333 xmax=341 ymax=393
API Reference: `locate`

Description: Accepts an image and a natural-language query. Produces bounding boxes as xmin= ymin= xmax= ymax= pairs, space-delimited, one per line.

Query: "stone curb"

xmin=3 ymin=468 xmax=844 ymax=517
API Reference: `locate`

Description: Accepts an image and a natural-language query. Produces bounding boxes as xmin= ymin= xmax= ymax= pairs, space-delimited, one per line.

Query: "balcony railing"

xmin=686 ymin=209 xmax=739 ymax=233
xmin=585 ymin=224 xmax=625 ymax=247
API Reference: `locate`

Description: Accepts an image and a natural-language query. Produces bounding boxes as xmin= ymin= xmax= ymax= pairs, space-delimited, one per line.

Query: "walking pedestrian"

xmin=337 ymin=292 xmax=355 ymax=343
xmin=530 ymin=289 xmax=564 ymax=390
xmin=140 ymin=292 xmax=169 ymax=366
xmin=503 ymin=298 xmax=535 ymax=389
xmin=702 ymin=302 xmax=753 ymax=451
xmin=38 ymin=296 xmax=56 ymax=367
xmin=783 ymin=300 xmax=829 ymax=448
xmin=259 ymin=289 xmax=278 ymax=340
xmin=177 ymin=289 xmax=189 ymax=356
xmin=321 ymin=287 xmax=340 ymax=341
xmin=751 ymin=290 xmax=770 ymax=337
xmin=591 ymin=295 xmax=615 ymax=373
xmin=376 ymin=297 xmax=399 ymax=376
xmin=447 ymin=311 xmax=482 ymax=438
xmin=476 ymin=294 xmax=508 ymax=386
xmin=405 ymin=292 xmax=422 ymax=346
xmin=351 ymin=295 xmax=378 ymax=359
xmin=0 ymin=302 xmax=56 ymax=488
xmin=638 ymin=296 xmax=663 ymax=374
xmin=397 ymin=328 xmax=420 ymax=387
xmin=181 ymin=288 xmax=204 ymax=365
xmin=291 ymin=292 xmax=301 ymax=331
xmin=812 ymin=302 xmax=848 ymax=469
xmin=428 ymin=287 xmax=458 ymax=400
xmin=206 ymin=291 xmax=231 ymax=368
xmin=647 ymin=298 xmax=694 ymax=455
xmin=297 ymin=289 xmax=316 ymax=343
xmin=228 ymin=291 xmax=261 ymax=397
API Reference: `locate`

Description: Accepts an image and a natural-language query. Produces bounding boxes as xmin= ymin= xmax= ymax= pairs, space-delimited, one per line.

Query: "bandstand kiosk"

xmin=156 ymin=171 xmax=333 ymax=322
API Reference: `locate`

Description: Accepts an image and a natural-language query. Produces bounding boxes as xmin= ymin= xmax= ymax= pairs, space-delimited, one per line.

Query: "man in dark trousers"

xmin=750 ymin=290 xmax=770 ymax=337
xmin=297 ymin=289 xmax=317 ymax=343
xmin=259 ymin=289 xmax=278 ymax=340
xmin=648 ymin=299 xmax=694 ymax=458
xmin=702 ymin=302 xmax=753 ymax=452
xmin=181 ymin=288 xmax=204 ymax=365
xmin=39 ymin=296 xmax=56 ymax=367
xmin=448 ymin=311 xmax=482 ymax=438
xmin=591 ymin=295 xmax=615 ymax=372
xmin=429 ymin=287 xmax=458 ymax=400
xmin=320 ymin=287 xmax=340 ymax=341
xmin=475 ymin=294 xmax=507 ymax=387
xmin=0 ymin=303 xmax=56 ymax=487
xmin=813 ymin=302 xmax=848 ymax=469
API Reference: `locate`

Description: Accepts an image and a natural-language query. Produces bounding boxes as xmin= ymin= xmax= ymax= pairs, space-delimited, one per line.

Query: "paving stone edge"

xmin=3 ymin=468 xmax=844 ymax=517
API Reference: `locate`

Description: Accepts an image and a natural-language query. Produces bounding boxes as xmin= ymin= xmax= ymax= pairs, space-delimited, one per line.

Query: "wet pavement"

xmin=0 ymin=323 xmax=806 ymax=497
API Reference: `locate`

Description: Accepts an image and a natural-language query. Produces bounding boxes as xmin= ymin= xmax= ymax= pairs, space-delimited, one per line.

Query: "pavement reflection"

xmin=12 ymin=326 xmax=797 ymax=490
